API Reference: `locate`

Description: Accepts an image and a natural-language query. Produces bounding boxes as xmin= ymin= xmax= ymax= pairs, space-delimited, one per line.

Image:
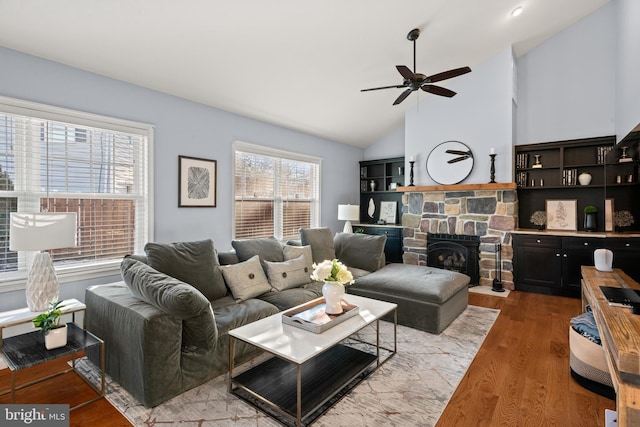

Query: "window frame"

xmin=233 ymin=141 xmax=321 ymax=241
xmin=0 ymin=96 xmax=154 ymax=291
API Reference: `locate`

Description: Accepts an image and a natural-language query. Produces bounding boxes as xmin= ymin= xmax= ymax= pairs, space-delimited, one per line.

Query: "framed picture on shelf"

xmin=605 ymin=199 xmax=614 ymax=232
xmin=178 ymin=155 xmax=217 ymax=207
xmin=545 ymin=199 xmax=577 ymax=231
xmin=379 ymin=201 xmax=397 ymax=224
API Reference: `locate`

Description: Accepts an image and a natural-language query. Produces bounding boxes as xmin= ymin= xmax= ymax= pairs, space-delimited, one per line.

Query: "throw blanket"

xmin=571 ymin=307 xmax=601 ymax=345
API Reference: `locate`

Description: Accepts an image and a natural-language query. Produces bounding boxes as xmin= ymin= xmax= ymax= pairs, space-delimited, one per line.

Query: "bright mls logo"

xmin=1 ymin=405 xmax=69 ymax=426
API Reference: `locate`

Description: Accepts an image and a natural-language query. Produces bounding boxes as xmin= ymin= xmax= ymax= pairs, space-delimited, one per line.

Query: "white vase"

xmin=578 ymin=172 xmax=592 ymax=185
xmin=45 ymin=324 xmax=68 ymax=350
xmin=322 ymin=281 xmax=345 ymax=315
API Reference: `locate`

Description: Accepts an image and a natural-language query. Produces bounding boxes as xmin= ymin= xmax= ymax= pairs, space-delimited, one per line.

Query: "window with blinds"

xmin=234 ymin=142 xmax=320 ymax=241
xmin=0 ymin=96 xmax=151 ymax=284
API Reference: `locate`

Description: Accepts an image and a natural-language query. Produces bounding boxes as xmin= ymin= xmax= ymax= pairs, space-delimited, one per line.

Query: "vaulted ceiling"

xmin=0 ymin=0 xmax=610 ymax=148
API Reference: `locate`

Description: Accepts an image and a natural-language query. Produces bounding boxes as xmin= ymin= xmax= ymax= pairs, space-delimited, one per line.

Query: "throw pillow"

xmin=264 ymin=255 xmax=311 ymax=291
xmin=299 ymin=227 xmax=336 ymax=263
xmin=333 ymin=232 xmax=387 ymax=272
xmin=144 ymin=239 xmax=227 ymax=301
xmin=219 ymin=255 xmax=273 ymax=302
xmin=120 ymin=256 xmax=218 ymax=349
xmin=231 ymin=237 xmax=284 ymax=270
xmin=283 ymin=245 xmax=313 ymax=272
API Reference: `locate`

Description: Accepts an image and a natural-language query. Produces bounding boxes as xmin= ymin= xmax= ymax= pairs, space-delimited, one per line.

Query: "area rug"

xmin=77 ymin=305 xmax=499 ymax=426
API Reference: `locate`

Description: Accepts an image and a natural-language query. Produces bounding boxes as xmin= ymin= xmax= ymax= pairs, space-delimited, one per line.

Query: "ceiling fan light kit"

xmin=361 ymin=28 xmax=471 ymax=105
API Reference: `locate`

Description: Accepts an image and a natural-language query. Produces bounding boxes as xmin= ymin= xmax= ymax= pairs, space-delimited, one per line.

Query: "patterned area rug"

xmin=77 ymin=305 xmax=499 ymax=426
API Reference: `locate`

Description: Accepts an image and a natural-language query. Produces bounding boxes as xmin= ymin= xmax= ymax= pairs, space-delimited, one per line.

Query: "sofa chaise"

xmin=85 ymin=228 xmax=469 ymax=407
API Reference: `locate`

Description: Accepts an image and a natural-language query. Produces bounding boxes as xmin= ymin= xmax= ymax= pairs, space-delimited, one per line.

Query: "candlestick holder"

xmin=409 ymin=161 xmax=415 ymax=186
xmin=489 ymin=154 xmax=496 ymax=183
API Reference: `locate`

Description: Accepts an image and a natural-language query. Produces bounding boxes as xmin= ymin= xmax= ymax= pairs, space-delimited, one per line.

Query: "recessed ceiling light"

xmin=511 ymin=6 xmax=523 ymax=17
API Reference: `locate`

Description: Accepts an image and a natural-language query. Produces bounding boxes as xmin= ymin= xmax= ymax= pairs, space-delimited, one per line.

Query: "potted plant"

xmin=529 ymin=211 xmax=546 ymax=230
xmin=583 ymin=206 xmax=597 ymax=231
xmin=32 ymin=300 xmax=67 ymax=350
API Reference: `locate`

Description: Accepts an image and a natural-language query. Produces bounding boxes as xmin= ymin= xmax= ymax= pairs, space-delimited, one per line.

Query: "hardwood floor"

xmin=0 ymin=290 xmax=615 ymax=426
xmin=437 ymin=290 xmax=615 ymax=427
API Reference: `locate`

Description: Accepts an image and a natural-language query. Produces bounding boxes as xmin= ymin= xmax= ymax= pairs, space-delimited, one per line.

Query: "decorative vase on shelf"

xmin=578 ymin=172 xmax=592 ymax=186
xmin=584 ymin=213 xmax=597 ymax=232
xmin=322 ymin=281 xmax=345 ymax=315
xmin=369 ymin=180 xmax=376 ymax=192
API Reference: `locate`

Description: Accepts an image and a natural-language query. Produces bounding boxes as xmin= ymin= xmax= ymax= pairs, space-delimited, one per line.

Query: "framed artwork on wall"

xmin=545 ymin=199 xmax=577 ymax=231
xmin=605 ymin=199 xmax=614 ymax=232
xmin=178 ymin=155 xmax=217 ymax=207
xmin=380 ymin=201 xmax=397 ymax=224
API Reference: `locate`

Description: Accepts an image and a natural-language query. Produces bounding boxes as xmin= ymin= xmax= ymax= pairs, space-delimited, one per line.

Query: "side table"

xmin=0 ymin=299 xmax=105 ymax=410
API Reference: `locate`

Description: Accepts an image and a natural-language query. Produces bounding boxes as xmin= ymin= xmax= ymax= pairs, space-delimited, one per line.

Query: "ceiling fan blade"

xmin=422 ymin=85 xmax=457 ymax=98
xmin=426 ymin=66 xmax=471 ymax=83
xmin=393 ymin=88 xmax=413 ymax=105
xmin=396 ymin=65 xmax=416 ymax=81
xmin=361 ymin=84 xmax=406 ymax=92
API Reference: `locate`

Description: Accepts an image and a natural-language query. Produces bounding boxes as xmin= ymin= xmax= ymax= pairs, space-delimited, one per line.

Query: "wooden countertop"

xmin=581 ymin=266 xmax=640 ymax=426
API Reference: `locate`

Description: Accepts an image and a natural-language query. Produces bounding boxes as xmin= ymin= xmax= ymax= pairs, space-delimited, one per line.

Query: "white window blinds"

xmin=234 ymin=142 xmax=320 ymax=241
xmin=0 ymin=97 xmax=151 ymax=283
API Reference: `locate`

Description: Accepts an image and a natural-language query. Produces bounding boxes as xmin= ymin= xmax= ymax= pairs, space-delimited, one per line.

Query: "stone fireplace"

xmin=400 ymin=184 xmax=517 ymax=290
xmin=427 ymin=233 xmax=480 ymax=284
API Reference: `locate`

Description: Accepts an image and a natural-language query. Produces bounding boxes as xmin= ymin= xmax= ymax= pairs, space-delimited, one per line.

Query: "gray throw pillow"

xmin=231 ymin=237 xmax=284 ymax=270
xmin=120 ymin=256 xmax=218 ymax=349
xmin=283 ymin=245 xmax=313 ymax=273
xmin=144 ymin=239 xmax=227 ymax=301
xmin=220 ymin=255 xmax=273 ymax=302
xmin=334 ymin=232 xmax=387 ymax=272
xmin=300 ymin=227 xmax=336 ymax=263
xmin=264 ymin=255 xmax=311 ymax=291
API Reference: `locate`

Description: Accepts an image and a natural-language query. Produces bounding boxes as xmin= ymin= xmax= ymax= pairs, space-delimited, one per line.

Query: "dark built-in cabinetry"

xmin=357 ymin=157 xmax=405 ymax=264
xmin=513 ymin=234 xmax=640 ymax=297
xmin=515 ymin=135 xmax=640 ymax=232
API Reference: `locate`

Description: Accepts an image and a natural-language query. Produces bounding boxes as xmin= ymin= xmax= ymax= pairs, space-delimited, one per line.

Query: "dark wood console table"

xmin=581 ymin=266 xmax=640 ymax=426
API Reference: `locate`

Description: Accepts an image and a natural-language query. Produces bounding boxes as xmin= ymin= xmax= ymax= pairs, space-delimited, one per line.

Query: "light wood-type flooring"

xmin=0 ymin=291 xmax=614 ymax=426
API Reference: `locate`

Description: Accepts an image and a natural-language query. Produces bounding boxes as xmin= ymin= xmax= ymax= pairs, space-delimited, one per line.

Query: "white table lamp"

xmin=338 ymin=204 xmax=360 ymax=233
xmin=10 ymin=212 xmax=77 ymax=312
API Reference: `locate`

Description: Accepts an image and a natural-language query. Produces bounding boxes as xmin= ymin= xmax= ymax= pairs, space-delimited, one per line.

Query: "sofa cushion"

xmin=219 ymin=255 xmax=273 ymax=302
xmin=351 ymin=263 xmax=469 ymax=303
xmin=283 ymin=245 xmax=313 ymax=271
xmin=334 ymin=232 xmax=386 ymax=273
xmin=231 ymin=237 xmax=284 ymax=269
xmin=211 ymin=296 xmax=280 ymax=336
xmin=258 ymin=287 xmax=323 ymax=311
xmin=264 ymin=255 xmax=311 ymax=291
xmin=120 ymin=257 xmax=217 ymax=349
xmin=300 ymin=227 xmax=336 ymax=263
xmin=144 ymin=239 xmax=227 ymax=301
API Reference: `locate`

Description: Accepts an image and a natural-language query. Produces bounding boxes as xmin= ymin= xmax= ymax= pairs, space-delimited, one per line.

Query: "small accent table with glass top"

xmin=0 ymin=298 xmax=105 ymax=410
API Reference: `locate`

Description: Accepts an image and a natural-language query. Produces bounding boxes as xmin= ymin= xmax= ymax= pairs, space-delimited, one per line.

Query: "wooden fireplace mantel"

xmin=397 ymin=182 xmax=517 ymax=193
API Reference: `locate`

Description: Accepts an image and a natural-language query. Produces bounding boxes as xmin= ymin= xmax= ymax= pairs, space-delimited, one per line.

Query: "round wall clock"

xmin=426 ymin=141 xmax=474 ymax=184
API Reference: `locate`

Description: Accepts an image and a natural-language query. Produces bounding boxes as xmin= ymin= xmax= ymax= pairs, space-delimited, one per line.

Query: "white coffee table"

xmin=228 ymin=294 xmax=397 ymax=427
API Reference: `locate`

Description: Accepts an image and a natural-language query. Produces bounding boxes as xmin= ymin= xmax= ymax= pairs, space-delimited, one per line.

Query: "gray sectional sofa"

xmin=85 ymin=228 xmax=469 ymax=408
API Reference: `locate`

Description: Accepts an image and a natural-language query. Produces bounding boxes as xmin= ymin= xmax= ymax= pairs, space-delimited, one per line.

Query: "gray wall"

xmin=0 ymin=46 xmax=362 ymax=309
xmin=364 ymin=126 xmax=404 ymax=160
xmin=615 ymin=0 xmax=640 ymax=139
xmin=404 ymin=47 xmax=514 ymax=186
xmin=516 ymin=2 xmax=616 ymax=145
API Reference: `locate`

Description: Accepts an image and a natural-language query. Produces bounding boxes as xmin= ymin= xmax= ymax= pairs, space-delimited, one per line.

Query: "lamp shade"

xmin=337 ymin=205 xmax=360 ymax=221
xmin=10 ymin=212 xmax=77 ymax=251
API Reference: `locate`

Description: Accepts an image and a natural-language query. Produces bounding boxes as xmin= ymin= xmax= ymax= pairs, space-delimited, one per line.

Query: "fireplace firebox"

xmin=427 ymin=233 xmax=480 ymax=285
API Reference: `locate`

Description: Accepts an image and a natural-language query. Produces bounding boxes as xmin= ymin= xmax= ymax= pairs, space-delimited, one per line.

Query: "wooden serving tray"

xmin=281 ymin=297 xmax=359 ymax=334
